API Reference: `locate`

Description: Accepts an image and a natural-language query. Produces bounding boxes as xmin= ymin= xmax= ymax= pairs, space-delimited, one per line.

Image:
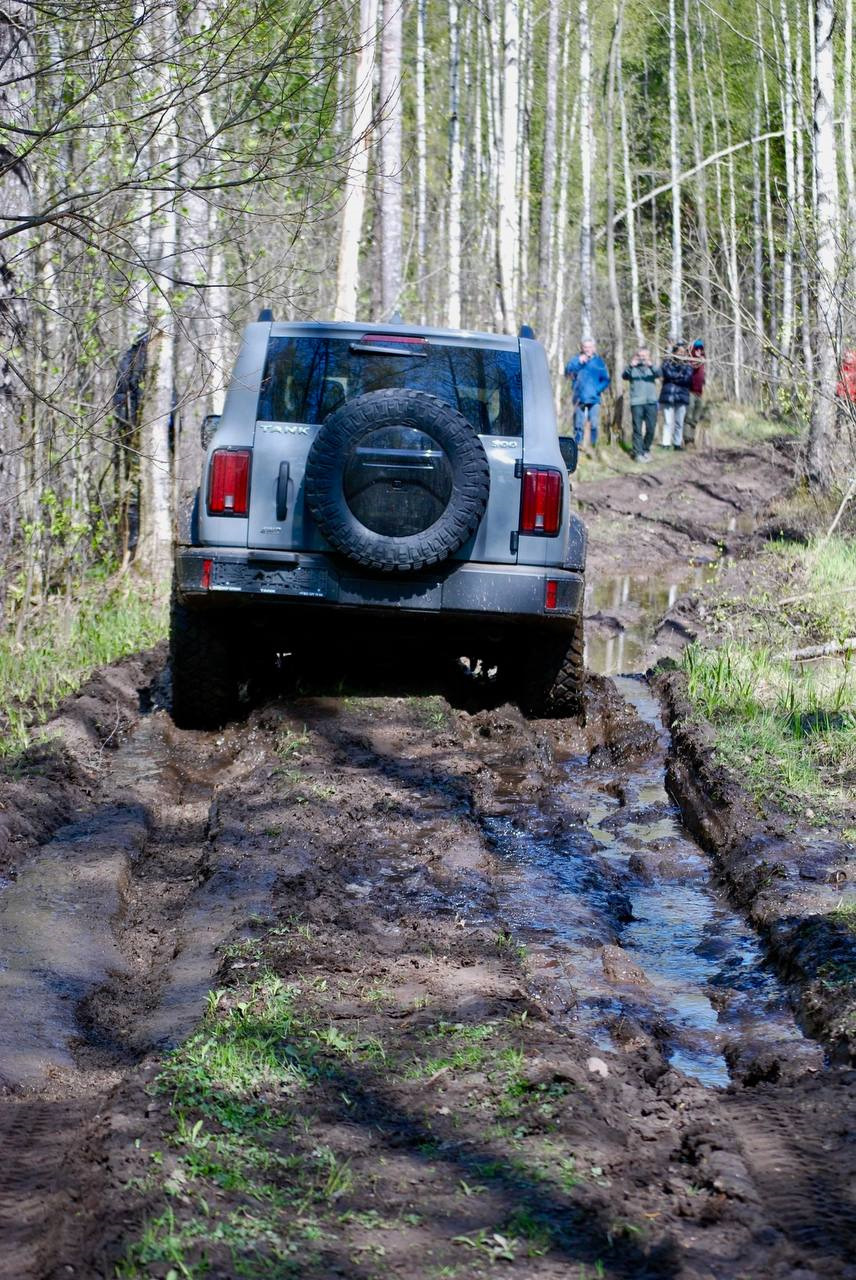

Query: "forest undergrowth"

xmin=682 ymin=534 xmax=856 ymax=839
xmin=0 ymin=573 xmax=167 ymax=754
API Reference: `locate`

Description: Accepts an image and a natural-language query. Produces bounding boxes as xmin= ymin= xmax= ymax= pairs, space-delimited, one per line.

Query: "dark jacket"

xmin=565 ymin=353 xmax=611 ymax=405
xmin=659 ymin=359 xmax=693 ymax=407
xmin=622 ymin=361 xmax=662 ymax=406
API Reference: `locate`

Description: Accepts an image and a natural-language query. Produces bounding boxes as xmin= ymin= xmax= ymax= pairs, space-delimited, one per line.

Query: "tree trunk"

xmin=778 ymin=0 xmax=796 ymax=368
xmin=497 ymin=0 xmax=520 ymax=332
xmin=618 ymin=46 xmax=643 ymax=346
xmin=806 ymin=0 xmax=841 ymax=485
xmin=605 ymin=1 xmax=625 ymax=439
xmin=578 ymin=0 xmax=594 ymax=337
xmin=683 ymin=0 xmax=712 ymax=356
xmin=537 ymin=0 xmax=560 ymax=338
xmin=0 ymin=2 xmax=33 ymax=557
xmin=447 ymin=0 xmax=463 ymax=328
xmin=335 ymin=0 xmax=380 ymax=321
xmin=843 ymin=0 xmax=855 ymax=280
xmin=379 ymin=0 xmax=403 ymax=317
xmin=415 ymin=0 xmax=428 ymax=322
xmin=137 ymin=1 xmax=179 ymax=581
xmin=668 ymin=0 xmax=682 ymax=339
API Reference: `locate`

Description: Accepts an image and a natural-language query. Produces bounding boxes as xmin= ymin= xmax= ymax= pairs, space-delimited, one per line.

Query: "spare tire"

xmin=304 ymin=389 xmax=490 ymax=573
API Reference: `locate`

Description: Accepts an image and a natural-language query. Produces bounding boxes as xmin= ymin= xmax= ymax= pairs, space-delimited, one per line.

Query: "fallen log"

xmin=778 ymin=637 xmax=856 ymax=661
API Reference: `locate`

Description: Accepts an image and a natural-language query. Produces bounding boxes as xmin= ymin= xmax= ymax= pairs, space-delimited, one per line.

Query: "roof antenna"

xmin=258 ymin=307 xmax=274 ymax=322
xmin=388 ymin=310 xmax=403 ymax=324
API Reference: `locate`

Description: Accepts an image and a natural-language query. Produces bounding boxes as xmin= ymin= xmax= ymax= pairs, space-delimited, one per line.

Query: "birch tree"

xmin=497 ymin=0 xmax=520 ymax=331
xmin=807 ymin=0 xmax=842 ymax=485
xmin=578 ymin=0 xmax=594 ymax=337
xmin=379 ymin=0 xmax=403 ymax=317
xmin=447 ymin=0 xmax=462 ymax=327
xmin=536 ymin=0 xmax=560 ymax=338
xmin=335 ymin=0 xmax=380 ymax=321
xmin=668 ymin=0 xmax=682 ymax=338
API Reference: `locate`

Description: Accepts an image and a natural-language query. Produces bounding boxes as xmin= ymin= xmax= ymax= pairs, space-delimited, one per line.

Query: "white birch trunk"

xmin=668 ymin=0 xmax=682 ymax=339
xmin=579 ymin=0 xmax=594 ymax=337
xmin=335 ymin=0 xmax=380 ymax=321
xmin=807 ymin=0 xmax=842 ymax=483
xmin=843 ymin=0 xmax=855 ymax=277
xmin=606 ymin=1 xmax=625 ymax=435
xmin=415 ymin=0 xmax=428 ymax=321
xmin=537 ymin=0 xmax=560 ymax=337
xmin=447 ymin=0 xmax=463 ymax=328
xmin=379 ymin=0 xmax=403 ymax=317
xmin=618 ymin=48 xmax=643 ymax=345
xmin=137 ymin=1 xmax=179 ymax=581
xmin=497 ymin=0 xmax=520 ymax=331
xmin=779 ymin=0 xmax=796 ymax=365
xmin=795 ymin=0 xmax=814 ymax=378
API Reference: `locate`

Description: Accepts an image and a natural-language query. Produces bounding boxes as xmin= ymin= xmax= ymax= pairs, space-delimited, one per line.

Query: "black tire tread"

xmin=170 ymin=588 xmax=239 ymax=730
xmin=517 ymin=614 xmax=585 ymax=719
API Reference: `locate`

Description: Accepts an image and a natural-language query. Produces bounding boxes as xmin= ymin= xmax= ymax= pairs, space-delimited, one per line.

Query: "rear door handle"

xmin=276 ymin=461 xmax=290 ymax=521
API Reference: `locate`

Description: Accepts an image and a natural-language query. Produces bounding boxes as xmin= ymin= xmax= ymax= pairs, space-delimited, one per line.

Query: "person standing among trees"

xmin=685 ymin=339 xmax=706 ymax=447
xmin=565 ymin=338 xmax=611 ymax=451
xmin=658 ymin=342 xmax=694 ymax=449
xmin=622 ymin=345 xmax=661 ymax=462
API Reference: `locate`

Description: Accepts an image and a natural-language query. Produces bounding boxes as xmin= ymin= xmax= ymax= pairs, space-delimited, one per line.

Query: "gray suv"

xmin=171 ymin=316 xmax=586 ymax=728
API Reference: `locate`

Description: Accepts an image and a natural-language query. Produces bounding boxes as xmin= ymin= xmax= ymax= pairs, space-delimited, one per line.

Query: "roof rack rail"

xmin=258 ymin=308 xmax=274 ymax=322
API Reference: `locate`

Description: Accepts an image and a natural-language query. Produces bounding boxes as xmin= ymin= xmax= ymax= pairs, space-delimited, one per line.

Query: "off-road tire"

xmin=516 ymin=614 xmax=585 ymax=719
xmin=304 ymin=389 xmax=490 ymax=573
xmin=170 ymin=589 xmax=240 ymax=729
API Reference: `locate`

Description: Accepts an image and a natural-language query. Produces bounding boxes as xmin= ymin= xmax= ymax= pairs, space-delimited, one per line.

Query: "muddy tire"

xmin=516 ymin=614 xmax=585 ymax=719
xmin=304 ymin=389 xmax=490 ymax=573
xmin=170 ymin=591 xmax=240 ymax=729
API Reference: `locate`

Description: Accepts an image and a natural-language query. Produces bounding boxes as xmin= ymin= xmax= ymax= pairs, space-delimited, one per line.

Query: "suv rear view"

xmin=172 ymin=317 xmax=586 ymax=727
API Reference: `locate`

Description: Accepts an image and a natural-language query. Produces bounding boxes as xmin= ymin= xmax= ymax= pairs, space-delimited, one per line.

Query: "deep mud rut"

xmin=0 ymin=438 xmax=854 ymax=1280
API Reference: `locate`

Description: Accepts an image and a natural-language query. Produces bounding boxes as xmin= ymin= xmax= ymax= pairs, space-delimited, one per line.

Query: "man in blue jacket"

xmin=565 ymin=338 xmax=611 ymax=449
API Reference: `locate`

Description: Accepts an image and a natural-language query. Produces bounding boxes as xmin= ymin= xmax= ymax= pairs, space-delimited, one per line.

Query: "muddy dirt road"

xmin=0 ymin=437 xmax=853 ymax=1280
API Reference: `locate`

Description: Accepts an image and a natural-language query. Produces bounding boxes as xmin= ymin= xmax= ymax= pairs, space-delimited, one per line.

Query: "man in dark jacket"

xmin=658 ymin=342 xmax=694 ymax=448
xmin=565 ymin=338 xmax=611 ymax=449
xmin=622 ymin=346 xmax=661 ymax=462
xmin=685 ymin=339 xmax=706 ymax=446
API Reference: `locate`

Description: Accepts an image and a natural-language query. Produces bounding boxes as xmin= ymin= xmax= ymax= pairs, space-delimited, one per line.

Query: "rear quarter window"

xmin=257 ymin=337 xmax=523 ymax=436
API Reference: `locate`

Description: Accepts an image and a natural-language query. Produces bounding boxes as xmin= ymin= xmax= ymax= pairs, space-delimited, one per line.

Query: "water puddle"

xmin=584 ymin=563 xmax=718 ymax=675
xmin=487 ymin=565 xmax=815 ymax=1087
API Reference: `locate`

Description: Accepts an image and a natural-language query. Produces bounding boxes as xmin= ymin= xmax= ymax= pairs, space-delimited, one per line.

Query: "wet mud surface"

xmin=0 ymin=438 xmax=854 ymax=1278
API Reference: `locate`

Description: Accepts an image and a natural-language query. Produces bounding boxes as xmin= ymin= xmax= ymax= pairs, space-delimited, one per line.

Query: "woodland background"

xmin=0 ymin=0 xmax=854 ymax=617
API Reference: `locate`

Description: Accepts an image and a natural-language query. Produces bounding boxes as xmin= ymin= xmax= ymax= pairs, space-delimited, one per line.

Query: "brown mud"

xmin=0 ymin=436 xmax=853 ymax=1279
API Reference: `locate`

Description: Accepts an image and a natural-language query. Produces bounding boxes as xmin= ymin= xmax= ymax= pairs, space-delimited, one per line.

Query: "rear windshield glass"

xmin=257 ymin=337 xmax=523 ymax=436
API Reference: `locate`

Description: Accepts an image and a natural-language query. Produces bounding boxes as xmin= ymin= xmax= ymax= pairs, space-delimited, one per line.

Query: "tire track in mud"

xmin=0 ymin=710 xmax=273 ymax=1280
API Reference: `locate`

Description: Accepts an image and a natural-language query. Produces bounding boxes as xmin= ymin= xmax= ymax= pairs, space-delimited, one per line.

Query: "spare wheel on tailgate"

xmin=304 ymin=388 xmax=490 ymax=573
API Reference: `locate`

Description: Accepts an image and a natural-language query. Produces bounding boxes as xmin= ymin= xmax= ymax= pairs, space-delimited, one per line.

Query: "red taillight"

xmin=208 ymin=449 xmax=250 ymax=515
xmin=519 ymin=467 xmax=562 ymax=535
xmin=545 ymin=580 xmax=558 ymax=610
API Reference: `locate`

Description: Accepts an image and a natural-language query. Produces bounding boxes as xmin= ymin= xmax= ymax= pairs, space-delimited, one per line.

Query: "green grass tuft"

xmin=0 ymin=573 xmax=166 ymax=754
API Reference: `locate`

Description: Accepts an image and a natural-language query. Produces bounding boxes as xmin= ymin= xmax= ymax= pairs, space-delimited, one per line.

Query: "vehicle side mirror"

xmin=201 ymin=413 xmax=221 ymax=448
xmin=558 ymin=436 xmax=578 ymax=474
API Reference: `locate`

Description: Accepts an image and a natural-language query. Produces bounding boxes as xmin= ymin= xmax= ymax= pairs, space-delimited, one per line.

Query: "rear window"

xmin=257 ymin=336 xmax=523 ymax=436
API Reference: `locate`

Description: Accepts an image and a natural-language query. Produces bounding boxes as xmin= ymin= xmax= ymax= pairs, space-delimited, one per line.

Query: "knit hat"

xmin=692 ymin=340 xmax=705 ymax=350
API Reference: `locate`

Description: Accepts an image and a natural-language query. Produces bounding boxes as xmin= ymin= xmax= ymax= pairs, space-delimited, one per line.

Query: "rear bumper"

xmin=174 ymin=548 xmax=584 ymax=622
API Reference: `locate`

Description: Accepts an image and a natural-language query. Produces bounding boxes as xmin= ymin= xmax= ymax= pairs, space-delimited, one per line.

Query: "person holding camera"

xmin=565 ymin=338 xmax=611 ymax=450
xmin=685 ymin=339 xmax=706 ymax=446
xmin=622 ymin=345 xmax=662 ymax=462
xmin=658 ymin=342 xmax=694 ymax=449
